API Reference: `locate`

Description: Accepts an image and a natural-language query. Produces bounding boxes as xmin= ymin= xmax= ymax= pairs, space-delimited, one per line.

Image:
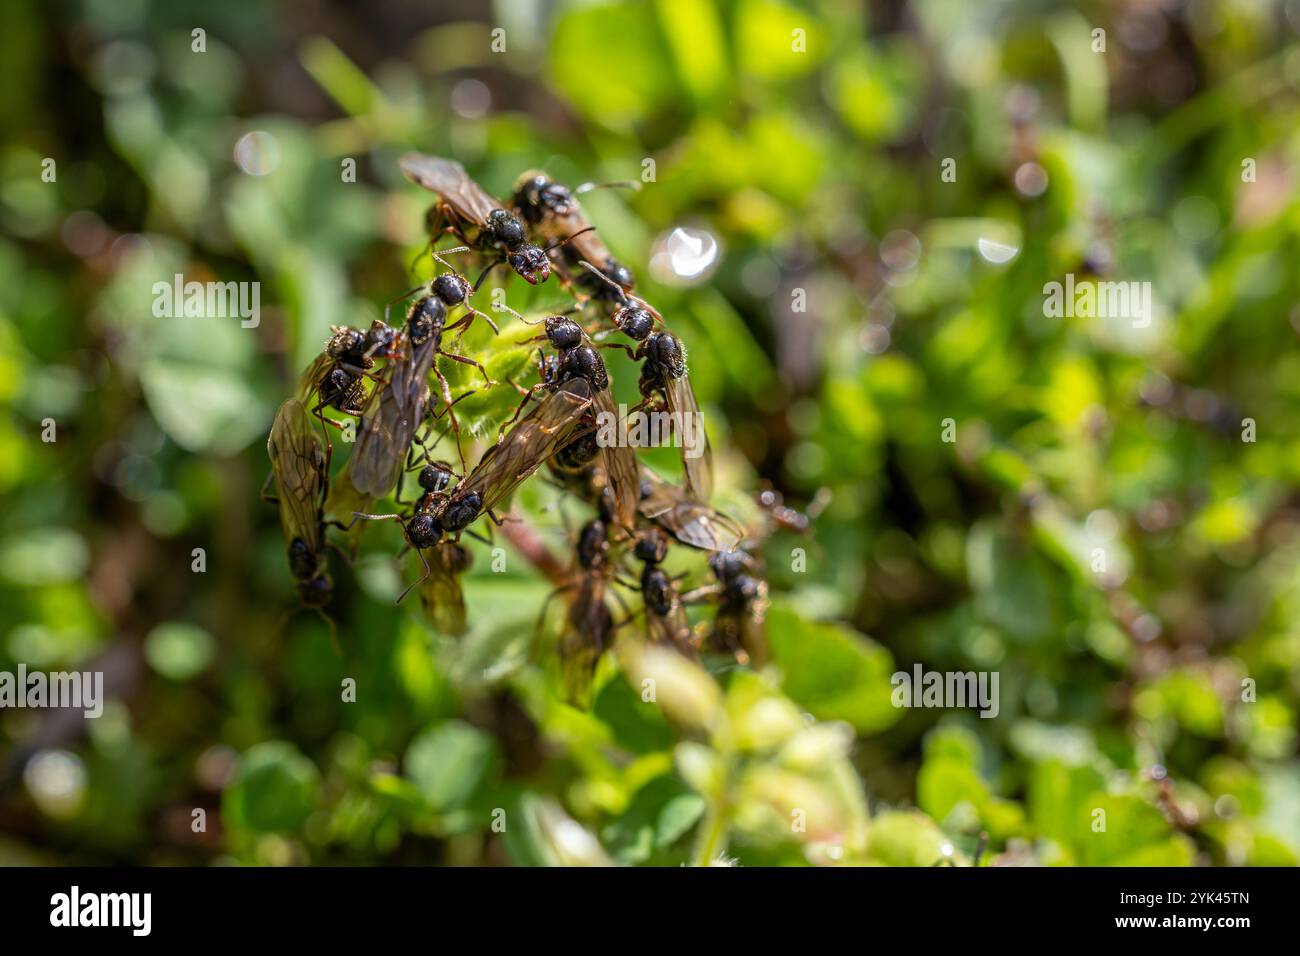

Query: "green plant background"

xmin=0 ymin=0 xmax=1297 ymax=866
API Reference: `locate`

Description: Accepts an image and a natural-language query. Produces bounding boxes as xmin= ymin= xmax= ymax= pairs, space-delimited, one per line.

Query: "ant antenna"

xmin=574 ymin=179 xmax=641 ymax=196
xmin=430 ymin=246 xmax=471 ymax=275
xmin=383 ymin=284 xmax=424 ymax=325
xmin=397 ymin=548 xmax=432 ymax=604
xmin=543 ymin=226 xmax=597 ymax=255
xmin=495 ymin=302 xmax=545 ymax=327
xmin=577 ymin=260 xmax=661 ymax=322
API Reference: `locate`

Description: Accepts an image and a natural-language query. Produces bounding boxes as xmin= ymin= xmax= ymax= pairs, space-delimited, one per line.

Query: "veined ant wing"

xmin=399 ymin=153 xmax=500 ymax=225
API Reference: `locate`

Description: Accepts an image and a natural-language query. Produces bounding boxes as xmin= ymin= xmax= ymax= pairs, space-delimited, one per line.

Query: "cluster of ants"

xmin=265 ymin=154 xmax=816 ymax=702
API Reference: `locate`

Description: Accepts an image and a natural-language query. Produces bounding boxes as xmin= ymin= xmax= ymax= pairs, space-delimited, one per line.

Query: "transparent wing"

xmin=591 ymin=387 xmax=640 ymax=530
xmin=560 ymin=573 xmax=612 ymax=708
xmin=710 ymin=582 xmax=769 ymax=667
xmin=399 ymin=153 xmax=501 ymax=225
xmin=295 ymin=353 xmax=333 ymax=404
xmin=638 ymin=467 xmax=741 ymax=552
xmin=460 ymin=378 xmax=593 ymax=514
xmin=416 ymin=543 xmax=469 ymax=637
xmin=647 ymin=598 xmax=696 ymax=657
xmin=267 ymin=399 xmax=325 ymax=555
xmin=324 ymin=459 xmax=372 ymax=550
xmin=663 ymin=370 xmax=713 ymax=502
xmin=349 ymin=372 xmax=405 ymax=498
xmin=350 ymin=334 xmax=436 ymax=498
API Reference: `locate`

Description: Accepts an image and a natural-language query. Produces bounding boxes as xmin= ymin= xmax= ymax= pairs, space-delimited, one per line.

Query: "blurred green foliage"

xmin=1 ymin=0 xmax=1298 ymax=867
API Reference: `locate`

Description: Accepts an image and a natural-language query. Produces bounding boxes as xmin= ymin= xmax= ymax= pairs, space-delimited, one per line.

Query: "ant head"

xmin=545 ymin=315 xmax=584 ymax=350
xmin=709 ymin=549 xmax=752 ymax=583
xmin=418 ymin=461 xmax=455 ymax=493
xmin=432 ymin=272 xmax=470 ymax=307
xmin=487 ymin=209 xmax=526 ymax=249
xmin=508 ymin=244 xmax=551 ymax=285
xmin=634 ymin=529 xmax=668 ymax=566
xmin=406 ymin=513 xmax=443 ymax=550
xmin=605 ymin=259 xmax=635 ymax=294
xmin=614 ymin=305 xmax=655 ymax=342
xmin=364 ymin=319 xmax=399 ymax=358
xmin=539 ymin=180 xmax=574 ymax=216
xmin=513 ymin=174 xmax=549 ymax=219
xmin=581 ymin=258 xmax=635 ymax=304
xmin=515 ymin=172 xmax=574 ymax=219
xmin=327 ymin=325 xmax=367 ymax=361
xmin=299 ymin=572 xmax=334 ymax=608
xmin=439 ymin=490 xmax=483 ymax=532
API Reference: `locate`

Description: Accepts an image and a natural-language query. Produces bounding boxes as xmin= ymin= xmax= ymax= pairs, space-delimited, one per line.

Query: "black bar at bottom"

xmin=0 ymin=865 xmax=1280 ymax=941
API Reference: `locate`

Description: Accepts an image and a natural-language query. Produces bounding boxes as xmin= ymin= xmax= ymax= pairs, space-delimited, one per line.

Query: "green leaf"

xmin=602 ymin=774 xmax=706 ymax=864
xmin=967 ymin=520 xmax=1060 ymax=643
xmin=917 ymin=757 xmax=989 ymax=823
xmin=143 ymin=621 xmax=216 ymax=681
xmin=548 ymin=3 xmax=680 ymax=129
xmin=867 ymin=810 xmax=951 ymax=867
xmin=223 ymin=742 xmax=320 ymax=834
xmin=593 ymin=676 xmax=676 ymax=755
xmin=766 ymin=601 xmax=899 ymax=732
xmin=404 ymin=720 xmax=499 ymax=814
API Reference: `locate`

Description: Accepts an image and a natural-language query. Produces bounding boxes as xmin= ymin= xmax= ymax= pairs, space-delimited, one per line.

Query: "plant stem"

xmin=692 ymin=800 xmax=732 ymax=867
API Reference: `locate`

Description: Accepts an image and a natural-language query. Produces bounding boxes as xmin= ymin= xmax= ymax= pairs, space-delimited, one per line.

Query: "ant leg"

xmin=431 ymin=247 xmax=472 ymax=271
xmin=609 ymin=585 xmax=636 ymax=621
xmin=309 ymin=406 xmax=337 ymax=466
xmin=494 ymin=302 xmax=545 ymax=329
xmin=316 ymin=608 xmax=342 ymax=657
xmin=326 ymin=539 xmax=357 ymax=569
xmin=383 ymin=284 xmax=426 ymax=326
xmin=260 ymin=471 xmax=278 ymax=504
xmin=446 ymin=305 xmax=499 ymax=337
xmin=679 ymin=583 xmax=722 ymax=604
xmin=533 ymin=584 xmax=569 ymax=636
xmin=408 ymin=239 xmax=433 ymax=277
xmin=499 ymin=383 xmax=549 ymax=440
xmin=597 ymin=342 xmax=638 ymax=360
xmin=396 ymin=548 xmax=432 ymax=604
xmin=351 ymin=511 xmax=402 ymax=525
xmin=471 ymin=260 xmax=499 ymax=292
xmin=440 ymin=347 xmax=494 ymax=386
xmin=394 ymin=464 xmax=411 ymax=506
xmin=431 ymin=367 xmax=469 ymax=472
